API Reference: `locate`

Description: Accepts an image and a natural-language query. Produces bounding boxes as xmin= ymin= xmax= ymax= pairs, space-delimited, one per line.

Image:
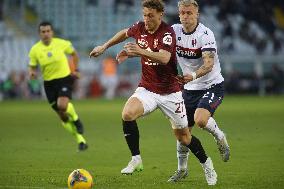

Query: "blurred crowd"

xmin=1 ymin=62 xmax=283 ymax=101
xmin=166 ymin=0 xmax=284 ymax=55
xmin=224 ymin=64 xmax=284 ymax=94
xmin=0 ymin=0 xmax=3 ymax=21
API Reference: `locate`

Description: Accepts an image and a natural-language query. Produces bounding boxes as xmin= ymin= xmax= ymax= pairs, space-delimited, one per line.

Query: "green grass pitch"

xmin=0 ymin=96 xmax=284 ymax=189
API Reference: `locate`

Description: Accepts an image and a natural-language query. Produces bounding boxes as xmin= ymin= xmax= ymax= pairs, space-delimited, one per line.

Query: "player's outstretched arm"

xmin=124 ymin=42 xmax=171 ymax=65
xmin=89 ymin=29 xmax=129 ymax=58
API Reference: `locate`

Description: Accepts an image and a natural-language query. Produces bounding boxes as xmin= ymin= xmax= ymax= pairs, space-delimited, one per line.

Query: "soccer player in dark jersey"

xmin=90 ymin=0 xmax=215 ymax=178
xmin=28 ymin=22 xmax=88 ymax=151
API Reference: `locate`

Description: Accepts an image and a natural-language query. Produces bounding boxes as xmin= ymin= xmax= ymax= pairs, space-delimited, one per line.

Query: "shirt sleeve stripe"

xmin=201 ymin=48 xmax=216 ymax=52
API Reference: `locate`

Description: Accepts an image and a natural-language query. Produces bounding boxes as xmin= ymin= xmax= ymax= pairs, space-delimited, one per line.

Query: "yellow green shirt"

xmin=29 ymin=38 xmax=75 ymax=81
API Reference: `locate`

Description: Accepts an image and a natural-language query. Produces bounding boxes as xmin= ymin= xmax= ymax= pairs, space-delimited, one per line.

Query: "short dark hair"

xmin=38 ymin=21 xmax=53 ymax=31
xmin=142 ymin=0 xmax=164 ymax=12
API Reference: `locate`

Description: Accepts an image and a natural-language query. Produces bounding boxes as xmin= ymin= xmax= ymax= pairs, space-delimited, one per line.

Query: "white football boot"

xmin=201 ymin=157 xmax=217 ymax=185
xmin=121 ymin=157 xmax=143 ymax=175
xmin=216 ymin=134 xmax=230 ymax=162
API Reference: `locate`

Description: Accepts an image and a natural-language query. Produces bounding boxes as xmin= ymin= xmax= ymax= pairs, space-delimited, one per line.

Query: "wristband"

xmin=192 ymin=72 xmax=197 ymax=80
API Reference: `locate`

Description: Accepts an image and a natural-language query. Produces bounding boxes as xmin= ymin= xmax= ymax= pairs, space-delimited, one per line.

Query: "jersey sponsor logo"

xmin=204 ymin=31 xmax=208 ymax=35
xmin=176 ymin=45 xmax=202 ymax=59
xmin=163 ymin=34 xmax=172 ymax=45
xmin=138 ymin=38 xmax=148 ymax=48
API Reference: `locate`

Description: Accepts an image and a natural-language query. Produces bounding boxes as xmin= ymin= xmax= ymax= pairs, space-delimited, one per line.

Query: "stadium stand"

xmin=0 ymin=0 xmax=283 ymax=100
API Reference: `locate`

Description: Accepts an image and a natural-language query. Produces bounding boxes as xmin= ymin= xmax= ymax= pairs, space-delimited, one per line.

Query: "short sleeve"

xmin=29 ymin=47 xmax=38 ymax=67
xmin=200 ymin=29 xmax=217 ymax=52
xmin=157 ymin=30 xmax=176 ymax=53
xmin=63 ymin=40 xmax=75 ymax=54
xmin=127 ymin=21 xmax=140 ymax=38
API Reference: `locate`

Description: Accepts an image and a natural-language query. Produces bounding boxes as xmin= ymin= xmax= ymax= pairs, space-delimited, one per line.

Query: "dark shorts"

xmin=182 ymin=82 xmax=225 ymax=127
xmin=44 ymin=75 xmax=74 ymax=105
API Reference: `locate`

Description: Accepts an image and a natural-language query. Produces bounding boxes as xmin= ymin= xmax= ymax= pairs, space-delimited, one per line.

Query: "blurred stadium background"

xmin=0 ymin=0 xmax=284 ymax=100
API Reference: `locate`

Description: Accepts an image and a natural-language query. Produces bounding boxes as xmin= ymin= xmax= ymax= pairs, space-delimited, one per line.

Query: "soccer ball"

xmin=67 ymin=169 xmax=93 ymax=189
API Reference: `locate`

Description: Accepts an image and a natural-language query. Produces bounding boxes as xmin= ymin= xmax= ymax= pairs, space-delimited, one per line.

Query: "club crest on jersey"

xmin=138 ymin=38 xmax=148 ymax=48
xmin=153 ymin=39 xmax=158 ymax=48
xmin=192 ymin=39 xmax=197 ymax=47
xmin=163 ymin=34 xmax=172 ymax=45
xmin=47 ymin=52 xmax=52 ymax=57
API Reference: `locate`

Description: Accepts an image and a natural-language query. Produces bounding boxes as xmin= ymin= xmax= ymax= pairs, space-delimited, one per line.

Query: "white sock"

xmin=204 ymin=117 xmax=224 ymax=141
xmin=177 ymin=141 xmax=189 ymax=170
xmin=132 ymin=155 xmax=142 ymax=161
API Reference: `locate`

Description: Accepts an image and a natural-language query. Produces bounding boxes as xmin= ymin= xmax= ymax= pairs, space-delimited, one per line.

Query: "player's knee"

xmin=57 ymin=103 xmax=67 ymax=112
xmin=176 ymin=130 xmax=191 ymax=146
xmin=194 ymin=116 xmax=207 ymax=128
xmin=122 ymin=110 xmax=136 ymax=121
xmin=178 ymin=135 xmax=191 ymax=146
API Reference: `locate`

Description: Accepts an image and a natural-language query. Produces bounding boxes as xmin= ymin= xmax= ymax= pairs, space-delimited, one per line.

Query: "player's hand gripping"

xmin=116 ymin=49 xmax=129 ymax=64
xmin=116 ymin=49 xmax=137 ymax=64
xmin=89 ymin=45 xmax=107 ymax=58
xmin=124 ymin=42 xmax=142 ymax=55
xmin=183 ymin=74 xmax=194 ymax=83
xmin=175 ymin=74 xmax=194 ymax=84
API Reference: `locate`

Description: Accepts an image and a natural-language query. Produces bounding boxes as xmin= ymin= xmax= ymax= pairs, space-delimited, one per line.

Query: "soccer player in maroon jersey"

xmin=90 ymin=0 xmax=214 ymax=178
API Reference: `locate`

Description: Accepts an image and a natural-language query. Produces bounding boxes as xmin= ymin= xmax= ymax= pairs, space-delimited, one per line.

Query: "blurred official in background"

xmin=28 ymin=21 xmax=88 ymax=151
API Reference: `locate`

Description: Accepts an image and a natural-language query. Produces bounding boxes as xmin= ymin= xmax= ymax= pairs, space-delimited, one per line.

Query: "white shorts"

xmin=131 ymin=87 xmax=188 ymax=129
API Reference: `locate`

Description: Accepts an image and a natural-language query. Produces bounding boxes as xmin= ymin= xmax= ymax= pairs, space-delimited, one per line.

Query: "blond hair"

xmin=178 ymin=0 xmax=199 ymax=9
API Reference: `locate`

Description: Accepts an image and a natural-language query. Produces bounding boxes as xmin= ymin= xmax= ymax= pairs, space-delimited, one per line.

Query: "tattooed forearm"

xmin=195 ymin=51 xmax=215 ymax=78
xmin=200 ymin=64 xmax=211 ymax=72
xmin=203 ymin=51 xmax=215 ymax=58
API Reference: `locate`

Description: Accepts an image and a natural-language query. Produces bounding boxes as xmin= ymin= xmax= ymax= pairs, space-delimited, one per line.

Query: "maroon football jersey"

xmin=127 ymin=21 xmax=180 ymax=94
